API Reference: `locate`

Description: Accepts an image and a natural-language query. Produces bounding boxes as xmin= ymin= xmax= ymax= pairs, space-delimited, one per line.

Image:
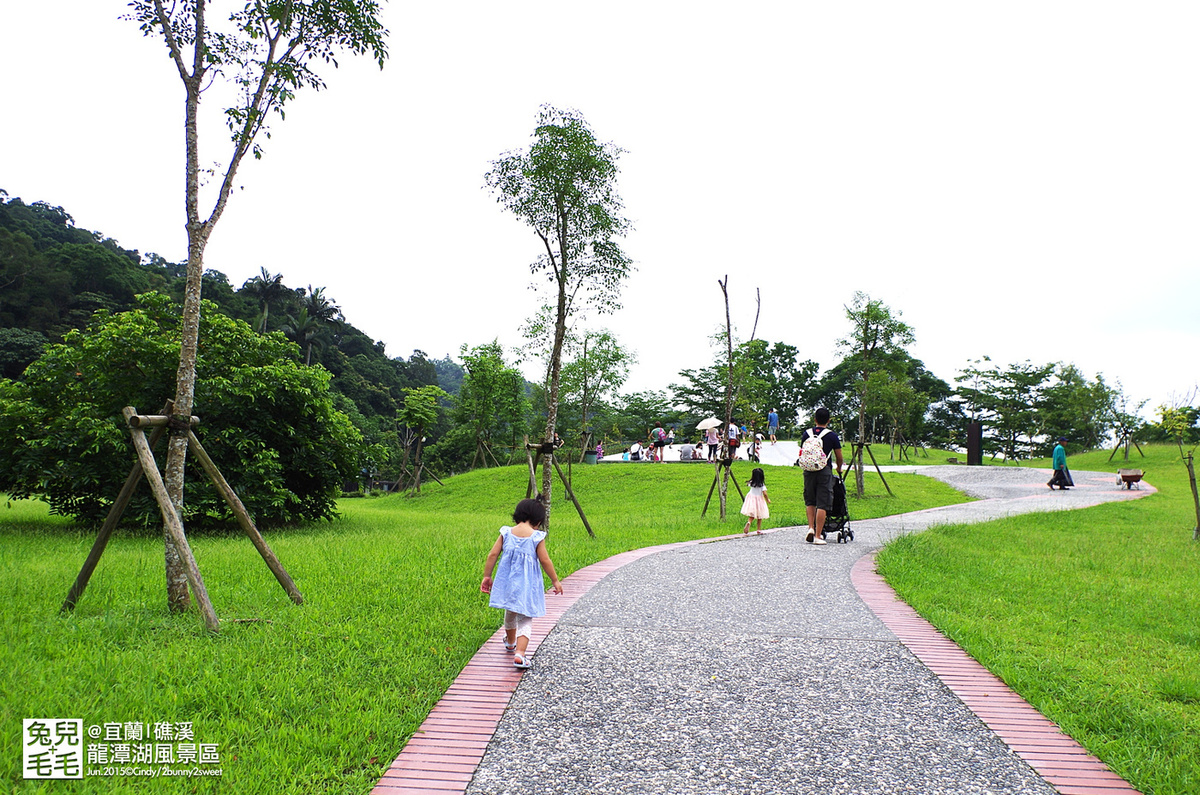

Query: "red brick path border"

xmin=374 ymin=532 xmax=1143 ymax=794
xmin=851 ymin=553 xmax=1141 ymax=795
xmin=371 ymin=537 xmax=725 ymax=794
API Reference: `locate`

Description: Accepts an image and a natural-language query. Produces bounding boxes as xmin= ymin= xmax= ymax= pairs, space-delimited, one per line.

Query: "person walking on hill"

xmin=768 ymin=409 xmax=779 ymax=445
xmin=1048 ymin=437 xmax=1074 ymax=490
xmin=740 ymin=467 xmax=771 ymax=535
xmin=799 ymin=408 xmax=843 ymax=546
xmin=481 ymin=498 xmax=563 ymax=669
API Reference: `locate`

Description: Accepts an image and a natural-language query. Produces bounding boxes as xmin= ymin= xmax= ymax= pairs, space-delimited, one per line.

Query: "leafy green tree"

xmin=1039 ymin=364 xmax=1118 ymax=453
xmin=733 ymin=339 xmax=818 ymax=434
xmin=127 ymin=0 xmax=387 ymax=610
xmin=452 ymin=341 xmax=530 ymax=469
xmin=1155 ymin=396 xmax=1200 ymax=539
xmin=605 ymin=391 xmax=683 ymax=445
xmin=671 ymin=360 xmax=726 ymax=422
xmin=282 ymin=306 xmax=322 ymax=365
xmin=559 ymin=329 xmax=633 ymax=460
xmin=1153 ymin=403 xmax=1200 ymax=445
xmin=811 ymin=351 xmax=950 ymax=448
xmin=242 ymin=267 xmax=289 ymax=333
xmin=0 ymin=327 xmax=47 ymax=380
xmin=955 ymin=358 xmax=1056 ymax=460
xmin=485 ymin=105 xmax=632 ymax=521
xmin=830 ymin=293 xmax=914 ymax=494
xmin=673 ymin=339 xmax=818 ymax=435
xmin=396 ymin=385 xmax=450 ymax=493
xmin=0 ymin=293 xmax=362 ymax=527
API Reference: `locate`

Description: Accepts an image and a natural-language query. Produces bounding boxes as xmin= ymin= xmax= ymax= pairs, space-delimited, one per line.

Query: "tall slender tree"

xmin=243 ymin=267 xmax=288 ymax=333
xmin=485 ymin=105 xmax=631 ymax=522
xmin=128 ymin=0 xmax=388 ymax=613
xmin=559 ymin=329 xmax=633 ymax=461
xmin=837 ymin=292 xmax=914 ymax=496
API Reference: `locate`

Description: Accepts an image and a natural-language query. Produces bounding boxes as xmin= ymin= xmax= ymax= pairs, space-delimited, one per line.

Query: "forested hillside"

xmin=0 ymin=191 xmax=464 ymax=474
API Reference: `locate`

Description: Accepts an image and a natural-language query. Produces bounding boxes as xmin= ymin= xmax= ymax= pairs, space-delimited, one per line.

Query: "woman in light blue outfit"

xmin=480 ymin=499 xmax=563 ymax=669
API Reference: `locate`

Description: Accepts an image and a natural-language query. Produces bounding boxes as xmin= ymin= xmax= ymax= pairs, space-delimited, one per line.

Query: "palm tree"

xmin=282 ymin=307 xmax=322 ymax=365
xmin=243 ymin=267 xmax=288 ymax=333
xmin=303 ymin=285 xmax=341 ymax=323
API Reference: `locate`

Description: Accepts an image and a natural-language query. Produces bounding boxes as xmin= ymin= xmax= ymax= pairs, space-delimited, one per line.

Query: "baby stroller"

xmin=820 ymin=475 xmax=853 ymax=543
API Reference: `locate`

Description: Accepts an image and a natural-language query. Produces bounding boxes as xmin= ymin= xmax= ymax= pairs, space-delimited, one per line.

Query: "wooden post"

xmin=524 ymin=436 xmax=537 ymax=499
xmin=701 ymin=467 xmax=720 ymax=517
xmin=551 ymin=457 xmax=595 ymax=538
xmin=122 ymin=407 xmax=219 ymax=631
xmin=1185 ymin=451 xmax=1200 ymax=541
xmin=187 ymin=431 xmax=304 ymax=604
xmin=61 ymin=422 xmax=168 ymax=612
xmin=863 ymin=443 xmax=894 ymax=496
xmin=728 ymin=461 xmax=746 ymax=501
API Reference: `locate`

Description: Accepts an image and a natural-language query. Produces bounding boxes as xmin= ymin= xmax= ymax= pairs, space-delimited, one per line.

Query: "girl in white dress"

xmin=740 ymin=467 xmax=771 ymax=535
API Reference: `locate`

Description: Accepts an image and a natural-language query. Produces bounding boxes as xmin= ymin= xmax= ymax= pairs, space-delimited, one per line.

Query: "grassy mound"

xmin=878 ymin=444 xmax=1200 ymax=795
xmin=1 ymin=461 xmax=964 ymax=793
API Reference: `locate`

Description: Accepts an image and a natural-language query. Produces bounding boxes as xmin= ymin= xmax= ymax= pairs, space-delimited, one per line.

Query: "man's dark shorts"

xmin=803 ymin=466 xmax=834 ymax=511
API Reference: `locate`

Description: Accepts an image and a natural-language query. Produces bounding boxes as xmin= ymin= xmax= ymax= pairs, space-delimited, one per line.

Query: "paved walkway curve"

xmin=374 ymin=466 xmax=1155 ymax=795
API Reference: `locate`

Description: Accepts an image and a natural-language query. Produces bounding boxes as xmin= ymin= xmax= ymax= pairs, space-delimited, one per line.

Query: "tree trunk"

xmin=1185 ymin=451 xmax=1199 ymax=541
xmin=854 ymin=402 xmax=866 ymax=497
xmin=718 ymin=276 xmax=734 ymax=519
xmin=162 ymin=49 xmax=209 ymax=613
xmin=541 ymin=254 xmax=569 ymax=523
xmin=412 ymin=435 xmax=425 ymax=494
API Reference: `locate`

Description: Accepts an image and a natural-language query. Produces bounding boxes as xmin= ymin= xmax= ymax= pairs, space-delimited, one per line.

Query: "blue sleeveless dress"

xmin=488 ymin=527 xmax=548 ymax=618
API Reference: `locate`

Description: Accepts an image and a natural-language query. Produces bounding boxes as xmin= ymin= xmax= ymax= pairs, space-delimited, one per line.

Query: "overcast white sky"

xmin=2 ymin=2 xmax=1196 ymax=418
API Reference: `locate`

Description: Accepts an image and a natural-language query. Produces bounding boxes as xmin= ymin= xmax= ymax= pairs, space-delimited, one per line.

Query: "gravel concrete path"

xmin=460 ymin=466 xmax=1153 ymax=795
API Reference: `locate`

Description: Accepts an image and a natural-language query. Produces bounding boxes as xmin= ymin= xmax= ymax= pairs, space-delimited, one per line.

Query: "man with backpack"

xmin=798 ymin=407 xmax=844 ymax=545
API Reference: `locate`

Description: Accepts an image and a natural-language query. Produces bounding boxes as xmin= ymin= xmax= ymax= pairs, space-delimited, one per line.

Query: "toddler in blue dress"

xmin=480 ymin=498 xmax=563 ymax=669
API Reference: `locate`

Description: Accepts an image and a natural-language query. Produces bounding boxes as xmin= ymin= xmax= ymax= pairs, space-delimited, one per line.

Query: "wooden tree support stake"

xmin=850 ymin=442 xmax=893 ymax=496
xmin=187 ymin=431 xmax=303 ymax=604
xmin=862 ymin=443 xmax=894 ymax=496
xmin=61 ymin=415 xmax=170 ymax=613
xmin=701 ymin=459 xmax=744 ymax=517
xmin=524 ymin=436 xmax=538 ymax=499
xmin=61 ymin=405 xmax=307 ymax=630
xmin=550 ymin=456 xmax=596 ymax=538
xmin=123 ymin=407 xmax=220 ymax=631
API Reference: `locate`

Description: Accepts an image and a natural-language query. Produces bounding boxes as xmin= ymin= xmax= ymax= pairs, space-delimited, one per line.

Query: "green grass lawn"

xmin=877 ymin=444 xmax=1200 ymax=795
xmin=1 ymin=461 xmax=966 ymax=793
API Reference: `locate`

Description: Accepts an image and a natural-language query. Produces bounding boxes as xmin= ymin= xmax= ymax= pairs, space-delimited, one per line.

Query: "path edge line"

xmin=370 ymin=529 xmax=759 ymax=794
xmin=851 ymin=552 xmax=1143 ymax=795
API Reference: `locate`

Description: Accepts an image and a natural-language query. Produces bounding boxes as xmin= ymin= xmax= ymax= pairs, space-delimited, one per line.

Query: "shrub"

xmin=0 ymin=293 xmax=362 ymax=528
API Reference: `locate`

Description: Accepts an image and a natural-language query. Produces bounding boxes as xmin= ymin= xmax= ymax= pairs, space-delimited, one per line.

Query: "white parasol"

xmin=695 ymin=417 xmax=722 ymax=430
